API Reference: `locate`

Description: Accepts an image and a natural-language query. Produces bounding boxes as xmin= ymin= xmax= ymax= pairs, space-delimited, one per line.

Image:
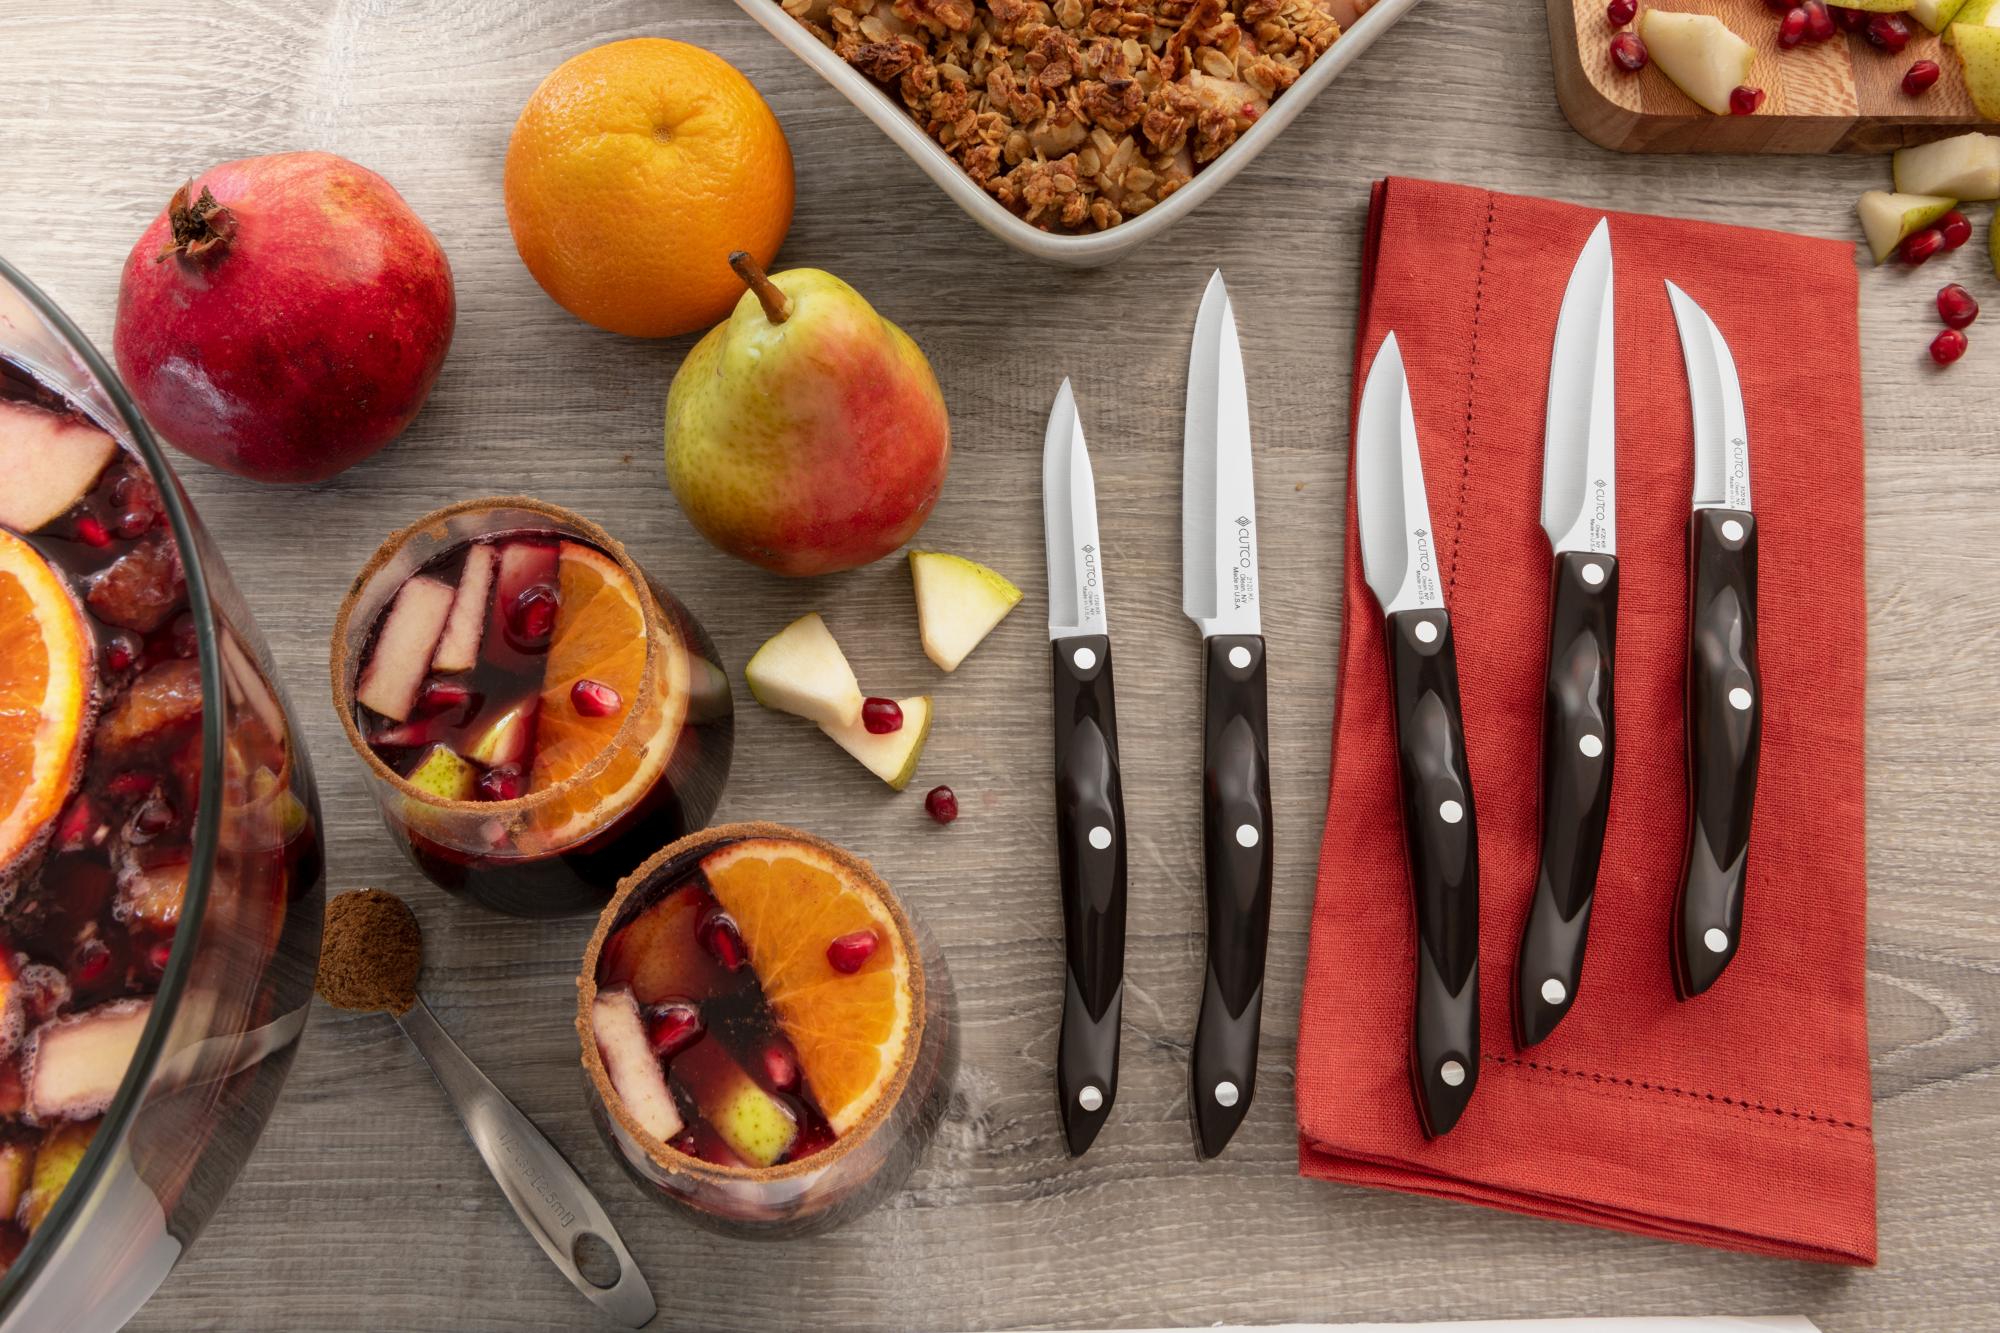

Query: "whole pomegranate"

xmin=114 ymin=152 xmax=455 ymax=484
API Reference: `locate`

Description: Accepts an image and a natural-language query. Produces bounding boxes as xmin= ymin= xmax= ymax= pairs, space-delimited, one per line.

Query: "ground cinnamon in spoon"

xmin=317 ymin=889 xmax=422 ymax=1016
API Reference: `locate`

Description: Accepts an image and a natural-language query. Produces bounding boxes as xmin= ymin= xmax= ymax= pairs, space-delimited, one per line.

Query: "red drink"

xmin=333 ymin=499 xmax=732 ymax=916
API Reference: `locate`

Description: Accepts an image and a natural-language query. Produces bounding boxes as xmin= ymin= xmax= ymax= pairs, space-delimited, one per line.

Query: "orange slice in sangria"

xmin=702 ymin=839 xmax=914 ymax=1135
xmin=0 ymin=530 xmax=91 ymax=877
xmin=526 ymin=542 xmax=686 ymax=848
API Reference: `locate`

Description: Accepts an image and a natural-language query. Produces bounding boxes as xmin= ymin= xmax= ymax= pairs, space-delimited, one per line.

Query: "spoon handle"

xmin=395 ymin=998 xmax=656 ymax=1328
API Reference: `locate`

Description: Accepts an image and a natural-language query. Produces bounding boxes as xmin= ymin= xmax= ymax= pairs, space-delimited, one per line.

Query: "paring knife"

xmin=1664 ymin=282 xmax=1761 ymax=1000
xmin=1043 ymin=379 xmax=1128 ymax=1155
xmin=1354 ymin=332 xmax=1480 ymax=1138
xmin=1515 ymin=218 xmax=1618 ymax=1047
xmin=1182 ymin=273 xmax=1273 ymax=1160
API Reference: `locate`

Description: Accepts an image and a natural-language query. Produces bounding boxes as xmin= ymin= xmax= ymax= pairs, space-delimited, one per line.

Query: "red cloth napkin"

xmin=1295 ymin=177 xmax=1875 ymax=1266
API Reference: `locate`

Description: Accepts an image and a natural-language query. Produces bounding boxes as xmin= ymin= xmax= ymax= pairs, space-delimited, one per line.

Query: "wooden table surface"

xmin=3 ymin=2 xmax=1997 ymax=1330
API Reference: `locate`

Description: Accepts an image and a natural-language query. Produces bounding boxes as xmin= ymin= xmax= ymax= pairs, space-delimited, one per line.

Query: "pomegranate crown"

xmin=156 ymin=182 xmax=238 ymax=264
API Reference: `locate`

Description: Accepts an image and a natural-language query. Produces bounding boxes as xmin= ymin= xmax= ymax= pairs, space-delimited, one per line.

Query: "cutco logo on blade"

xmin=1231 ymin=515 xmax=1258 ymax=610
xmin=1728 ymin=436 xmax=1750 ymax=509
xmin=1413 ymin=527 xmax=1437 ymax=604
xmin=1590 ymin=477 xmax=1610 ymax=551
xmin=1079 ymin=543 xmax=1102 ymax=622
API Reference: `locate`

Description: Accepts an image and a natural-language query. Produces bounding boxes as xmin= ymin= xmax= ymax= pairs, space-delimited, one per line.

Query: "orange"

xmin=0 ymin=530 xmax=90 ymax=876
xmin=504 ymin=38 xmax=794 ymax=338
xmin=702 ymin=839 xmax=914 ymax=1135
xmin=526 ymin=543 xmax=685 ymax=848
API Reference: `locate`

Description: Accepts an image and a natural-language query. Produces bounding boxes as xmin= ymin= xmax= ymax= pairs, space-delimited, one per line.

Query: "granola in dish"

xmin=780 ymin=0 xmax=1372 ymax=233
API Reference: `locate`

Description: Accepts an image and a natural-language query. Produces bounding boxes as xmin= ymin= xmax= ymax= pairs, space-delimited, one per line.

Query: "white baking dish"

xmin=733 ymin=0 xmax=1422 ymax=266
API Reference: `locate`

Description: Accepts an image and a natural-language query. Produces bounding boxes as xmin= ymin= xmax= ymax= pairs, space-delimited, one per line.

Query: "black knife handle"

xmin=1385 ymin=608 xmax=1479 ymax=1138
xmin=1515 ymin=552 xmax=1618 ymax=1047
xmin=1190 ymin=634 xmax=1272 ymax=1160
xmin=1051 ymin=634 xmax=1127 ymax=1155
xmin=1674 ymin=509 xmax=1761 ymax=999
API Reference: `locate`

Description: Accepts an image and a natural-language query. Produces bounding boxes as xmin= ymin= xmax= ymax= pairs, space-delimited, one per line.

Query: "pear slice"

xmin=1894 ymin=131 xmax=2000 ymax=198
xmin=1857 ymin=190 xmax=1958 ymax=262
xmin=744 ymin=613 xmax=864 ymax=728
xmin=0 ymin=400 xmax=119 ymax=535
xmin=1956 ymin=25 xmax=2000 ymax=118
xmin=1639 ymin=10 xmax=1756 ymax=116
xmin=909 ymin=551 xmax=1023 ymax=672
xmin=1946 ymin=0 xmax=1997 ymax=40
xmin=592 ymin=988 xmax=684 ymax=1143
xmin=432 ymin=543 xmax=498 ymax=673
xmin=1915 ymin=0 xmax=1969 ymax=32
xmin=820 ymin=695 xmax=932 ymax=790
xmin=353 ymin=576 xmax=456 ymax=721
xmin=1842 ymin=0 xmax=1915 ymax=8
xmin=465 ymin=700 xmax=537 ymax=768
xmin=406 ymin=744 xmax=476 ymax=800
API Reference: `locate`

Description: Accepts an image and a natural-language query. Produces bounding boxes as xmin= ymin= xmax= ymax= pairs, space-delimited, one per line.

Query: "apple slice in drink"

xmin=432 ymin=542 xmax=498 ymax=673
xmin=483 ymin=541 xmax=560 ymax=661
xmin=1894 ymin=131 xmax=2000 ymax=199
xmin=1857 ymin=190 xmax=1958 ymax=262
xmin=1639 ymin=10 xmax=1755 ymax=116
xmin=593 ymin=988 xmax=683 ymax=1142
xmin=21 ymin=998 xmax=152 ymax=1124
xmin=909 ymin=551 xmax=1023 ymax=672
xmin=354 ymin=575 xmax=456 ymax=721
xmin=0 ymin=400 xmax=120 ymax=535
xmin=821 ymin=695 xmax=932 ymax=790
xmin=745 ymin=613 xmax=864 ymax=728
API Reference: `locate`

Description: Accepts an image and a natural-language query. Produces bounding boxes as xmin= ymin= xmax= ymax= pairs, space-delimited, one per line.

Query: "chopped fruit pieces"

xmin=862 ymin=697 xmax=904 ymax=734
xmin=600 ymin=887 xmax=719 ymax=1006
xmin=1866 ymin=11 xmax=1914 ymax=46
xmin=0 ymin=400 xmax=119 ymax=535
xmin=86 ymin=534 xmax=182 ymax=633
xmin=570 ymin=678 xmax=622 ymax=718
xmin=1607 ymin=0 xmax=1636 ymax=24
xmin=1931 ymin=327 xmax=1969 ymax=363
xmin=593 ymin=988 xmax=684 ymax=1143
xmin=22 ymin=999 xmax=151 ymax=1124
xmin=466 ymin=699 xmax=537 ymax=768
xmin=827 ymin=930 xmax=879 ymax=974
xmin=23 ymin=1119 xmax=95 ymax=1232
xmin=681 ymin=1038 xmax=796 ymax=1168
xmin=0 ymin=530 xmax=91 ymax=884
xmin=1902 ymin=226 xmax=1948 ymax=264
xmin=643 ymin=1002 xmax=703 ymax=1059
xmin=116 ymin=858 xmax=189 ymax=930
xmin=744 ymin=613 xmax=863 ymax=728
xmin=1730 ymin=85 xmax=1767 ymax=115
xmin=1954 ymin=24 xmax=2000 ymax=117
xmin=354 ymin=575 xmax=455 ymax=721
xmin=1913 ymin=0 xmax=1969 ymax=29
xmin=1939 ymin=283 xmax=1981 ymax=327
xmin=0 ymin=1140 xmax=30 ymax=1221
xmin=762 ymin=1044 xmax=800 ymax=1092
xmin=505 ymin=584 xmax=559 ymax=652
xmin=1894 ymin=133 xmax=2000 ymax=200
xmin=1781 ymin=7 xmax=1811 ymax=45
xmin=699 ymin=910 xmax=748 ymax=971
xmin=1806 ymin=0 xmax=1839 ymax=38
xmin=909 ymin=551 xmax=1023 ymax=673
xmin=406 ymin=744 xmax=477 ymax=800
xmin=1941 ymin=210 xmax=1975 ymax=249
xmin=431 ymin=542 xmax=497 ymax=673
xmin=99 ymin=659 xmax=202 ymax=758
xmin=925 ymin=785 xmax=960 ymax=825
xmin=820 ymin=695 xmax=933 ymax=790
xmin=1856 ymin=190 xmax=1957 ymax=263
xmin=1609 ymin=30 xmax=1648 ymax=70
xmin=484 ymin=541 xmax=560 ymax=662
xmin=1640 ymin=10 xmax=1757 ymax=115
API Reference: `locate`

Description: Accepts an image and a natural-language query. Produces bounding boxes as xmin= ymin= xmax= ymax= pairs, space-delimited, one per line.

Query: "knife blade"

xmin=1516 ymin=218 xmax=1618 ymax=1047
xmin=1354 ymin=332 xmax=1479 ymax=1138
xmin=1664 ymin=281 xmax=1761 ymax=1000
xmin=1182 ymin=271 xmax=1272 ymax=1160
xmin=1043 ymin=378 xmax=1127 ymax=1155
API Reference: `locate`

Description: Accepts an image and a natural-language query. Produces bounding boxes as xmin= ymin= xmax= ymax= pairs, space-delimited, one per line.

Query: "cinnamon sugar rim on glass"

xmin=576 ymin=821 xmax=926 ymax=1184
xmin=328 ymin=495 xmax=678 ymax=820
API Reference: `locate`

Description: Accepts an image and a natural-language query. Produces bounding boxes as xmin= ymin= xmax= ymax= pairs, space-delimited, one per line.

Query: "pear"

xmin=1946 ymin=0 xmax=1997 ymax=39
xmin=1843 ymin=0 xmax=1916 ymax=7
xmin=1640 ymin=10 xmax=1756 ymax=116
xmin=1856 ymin=190 xmax=1958 ymax=262
xmin=745 ymin=613 xmax=864 ymax=728
xmin=1893 ymin=132 xmax=2000 ymax=199
xmin=909 ymin=551 xmax=1023 ymax=672
xmin=665 ymin=254 xmax=951 ymax=577
xmin=821 ymin=695 xmax=933 ymax=790
xmin=592 ymin=988 xmax=684 ymax=1143
xmin=1913 ymin=0 xmax=1968 ymax=31
xmin=406 ymin=744 xmax=477 ymax=800
xmin=1956 ymin=25 xmax=2000 ymax=117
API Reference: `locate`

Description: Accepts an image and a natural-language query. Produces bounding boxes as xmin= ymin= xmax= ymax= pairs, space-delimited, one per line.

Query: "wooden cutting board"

xmin=1549 ymin=0 xmax=1986 ymax=152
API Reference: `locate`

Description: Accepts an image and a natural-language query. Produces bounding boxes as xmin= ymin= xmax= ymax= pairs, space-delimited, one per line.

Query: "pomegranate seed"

xmin=861 ymin=697 xmax=904 ymax=734
xmin=103 ymin=630 xmax=140 ymax=673
xmin=1606 ymin=0 xmax=1636 ymax=25
xmin=107 ymin=771 xmax=156 ymax=800
xmin=133 ymin=792 xmax=177 ymax=839
xmin=114 ymin=509 xmax=151 ymax=540
xmin=1865 ymin=12 xmax=1910 ymax=49
xmin=1938 ymin=283 xmax=1980 ymax=329
xmin=1931 ymin=327 xmax=1969 ymax=365
xmin=1901 ymin=227 xmax=1946 ymax=265
xmin=1779 ymin=7 xmax=1809 ymax=46
xmin=827 ymin=930 xmax=879 ymax=974
xmin=642 ymin=1002 xmax=703 ymax=1058
xmin=924 ymin=785 xmax=959 ymax=825
xmin=170 ymin=611 xmax=200 ymax=659
xmin=1730 ymin=85 xmax=1766 ymax=115
xmin=54 ymin=797 xmax=96 ymax=852
xmin=699 ymin=911 xmax=747 ymax=971
xmin=570 ymin=678 xmax=623 ymax=717
xmin=75 ymin=515 xmax=112 ymax=548
xmin=71 ymin=938 xmax=111 ymax=987
xmin=1803 ymin=0 xmax=1836 ymax=40
xmin=1831 ymin=4 xmax=1867 ymax=30
xmin=1940 ymin=210 xmax=1973 ymax=250
xmin=505 ymin=583 xmax=559 ymax=650
xmin=147 ymin=939 xmax=174 ymax=976
xmin=475 ymin=765 xmax=523 ymax=801
xmin=1903 ymin=59 xmax=1942 ymax=95
xmin=762 ymin=1045 xmax=799 ymax=1091
xmin=416 ymin=679 xmax=474 ymax=714
xmin=1609 ymin=30 xmax=1648 ymax=71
